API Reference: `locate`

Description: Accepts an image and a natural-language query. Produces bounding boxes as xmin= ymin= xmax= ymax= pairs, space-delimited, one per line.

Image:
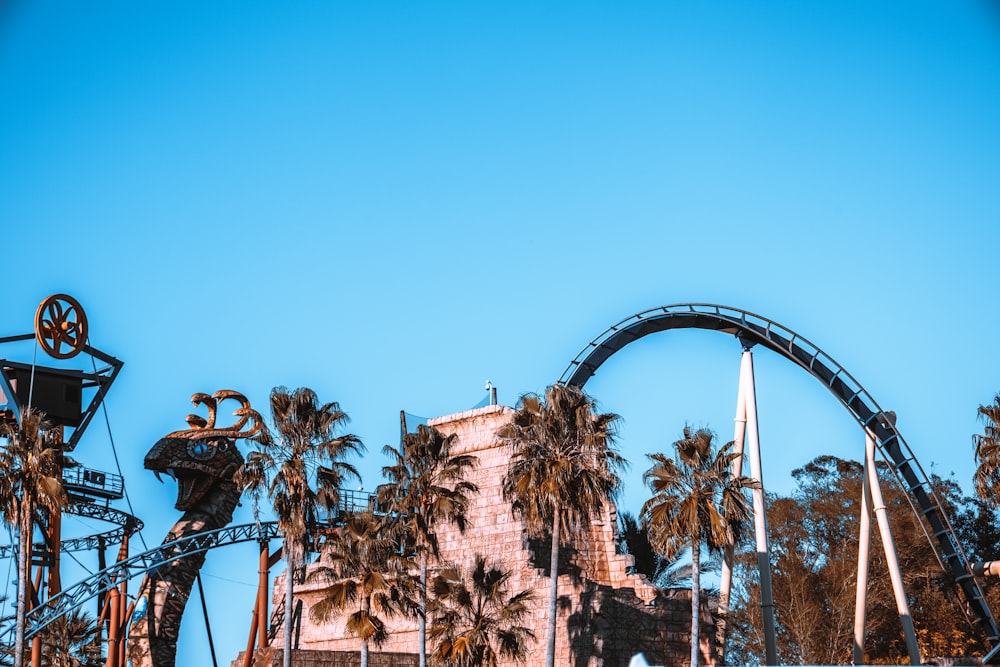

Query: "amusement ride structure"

xmin=0 ymin=297 xmax=997 ymax=666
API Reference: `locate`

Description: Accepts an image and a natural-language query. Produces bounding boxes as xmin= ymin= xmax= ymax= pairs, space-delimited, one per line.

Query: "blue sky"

xmin=3 ymin=1 xmax=1000 ymax=663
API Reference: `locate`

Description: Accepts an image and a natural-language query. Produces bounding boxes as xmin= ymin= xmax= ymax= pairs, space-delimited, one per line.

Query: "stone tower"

xmin=278 ymin=404 xmax=715 ymax=667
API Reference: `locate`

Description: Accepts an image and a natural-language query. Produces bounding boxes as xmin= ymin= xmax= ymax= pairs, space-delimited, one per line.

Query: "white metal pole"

xmin=853 ymin=437 xmax=874 ymax=664
xmin=718 ymin=352 xmax=749 ymax=659
xmin=743 ymin=351 xmax=778 ymax=666
xmin=865 ymin=430 xmax=922 ymax=665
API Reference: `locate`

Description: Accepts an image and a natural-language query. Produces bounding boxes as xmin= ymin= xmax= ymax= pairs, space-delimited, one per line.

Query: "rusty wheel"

xmin=35 ymin=294 xmax=88 ymax=359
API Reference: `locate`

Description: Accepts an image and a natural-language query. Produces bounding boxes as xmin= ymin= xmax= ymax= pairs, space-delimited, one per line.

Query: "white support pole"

xmin=865 ymin=430 xmax=922 ymax=665
xmin=742 ymin=350 xmax=778 ymax=666
xmin=853 ymin=437 xmax=874 ymax=665
xmin=718 ymin=354 xmax=749 ymax=659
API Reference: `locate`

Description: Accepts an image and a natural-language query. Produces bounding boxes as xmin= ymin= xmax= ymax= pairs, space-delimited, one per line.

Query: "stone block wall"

xmin=233 ymin=649 xmax=418 ymax=667
xmin=270 ymin=405 xmax=716 ymax=667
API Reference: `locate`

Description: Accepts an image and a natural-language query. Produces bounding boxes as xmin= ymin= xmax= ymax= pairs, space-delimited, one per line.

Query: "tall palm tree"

xmin=378 ymin=423 xmax=478 ymax=667
xmin=0 ymin=408 xmax=68 ymax=667
xmin=427 ymin=555 xmax=536 ymax=667
xmin=499 ymin=383 xmax=624 ymax=667
xmin=641 ymin=427 xmax=755 ymax=667
xmin=307 ymin=511 xmax=418 ymax=667
xmin=237 ymin=386 xmax=364 ymax=667
xmin=973 ymin=393 xmax=1000 ymax=503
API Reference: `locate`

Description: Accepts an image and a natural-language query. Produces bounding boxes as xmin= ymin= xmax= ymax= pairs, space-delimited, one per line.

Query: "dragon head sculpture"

xmin=145 ymin=390 xmax=264 ymax=511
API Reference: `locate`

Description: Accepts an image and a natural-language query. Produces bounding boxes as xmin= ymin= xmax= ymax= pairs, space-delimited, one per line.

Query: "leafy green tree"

xmin=499 ymin=384 xmax=624 ymax=667
xmin=974 ymin=393 xmax=1000 ymax=503
xmin=378 ymin=424 xmax=479 ymax=667
xmin=0 ymin=408 xmax=68 ymax=667
xmin=307 ymin=511 xmax=418 ymax=667
xmin=237 ymin=386 xmax=363 ymax=667
xmin=641 ymin=427 xmax=754 ymax=667
xmin=427 ymin=555 xmax=535 ymax=667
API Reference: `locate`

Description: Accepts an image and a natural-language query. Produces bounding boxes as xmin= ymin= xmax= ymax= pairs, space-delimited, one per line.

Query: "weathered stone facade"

xmin=271 ymin=405 xmax=715 ymax=667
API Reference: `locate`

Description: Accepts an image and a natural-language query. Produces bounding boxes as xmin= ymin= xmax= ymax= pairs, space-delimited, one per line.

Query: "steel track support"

xmin=718 ymin=349 xmax=749 ymax=662
xmin=853 ymin=438 xmax=874 ymax=665
xmin=30 ymin=546 xmax=43 ymax=667
xmin=117 ymin=534 xmax=129 ymax=667
xmin=259 ymin=542 xmax=270 ymax=649
xmin=741 ymin=349 xmax=778 ymax=665
xmin=243 ymin=540 xmax=271 ymax=667
xmin=105 ymin=588 xmax=121 ymax=667
xmin=865 ymin=430 xmax=921 ymax=665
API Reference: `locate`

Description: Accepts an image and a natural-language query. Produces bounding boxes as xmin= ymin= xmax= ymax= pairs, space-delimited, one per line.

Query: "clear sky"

xmin=2 ymin=1 xmax=1000 ymax=663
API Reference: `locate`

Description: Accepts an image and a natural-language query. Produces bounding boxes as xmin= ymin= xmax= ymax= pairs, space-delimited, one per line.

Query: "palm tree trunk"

xmin=361 ymin=638 xmax=369 ymax=667
xmin=15 ymin=497 xmax=33 ymax=667
xmin=690 ymin=541 xmax=701 ymax=667
xmin=546 ymin=515 xmax=560 ymax=667
xmin=419 ymin=553 xmax=427 ymax=667
xmin=284 ymin=542 xmax=294 ymax=667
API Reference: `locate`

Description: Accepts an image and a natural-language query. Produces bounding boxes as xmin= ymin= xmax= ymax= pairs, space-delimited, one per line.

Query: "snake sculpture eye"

xmin=187 ymin=441 xmax=218 ymax=461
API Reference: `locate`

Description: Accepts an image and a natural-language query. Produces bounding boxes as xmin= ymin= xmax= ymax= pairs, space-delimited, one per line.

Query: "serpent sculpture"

xmin=127 ymin=391 xmax=265 ymax=667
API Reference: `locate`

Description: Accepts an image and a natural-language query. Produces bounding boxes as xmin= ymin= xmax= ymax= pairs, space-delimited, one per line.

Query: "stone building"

xmin=266 ymin=404 xmax=716 ymax=667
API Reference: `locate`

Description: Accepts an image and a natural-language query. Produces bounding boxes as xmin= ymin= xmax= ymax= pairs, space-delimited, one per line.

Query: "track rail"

xmin=15 ymin=521 xmax=282 ymax=641
xmin=12 ymin=488 xmax=381 ymax=641
xmin=0 ymin=503 xmax=142 ymax=558
xmin=559 ymin=303 xmax=1000 ymax=647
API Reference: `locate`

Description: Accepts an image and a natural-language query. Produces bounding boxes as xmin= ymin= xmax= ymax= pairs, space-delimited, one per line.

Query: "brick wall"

xmin=233 ymin=649 xmax=418 ymax=667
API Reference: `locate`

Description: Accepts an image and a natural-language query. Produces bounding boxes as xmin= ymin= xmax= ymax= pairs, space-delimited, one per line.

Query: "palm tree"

xmin=973 ymin=393 xmax=1000 ymax=503
xmin=0 ymin=408 xmax=68 ymax=667
xmin=237 ymin=386 xmax=364 ymax=667
xmin=499 ymin=383 xmax=624 ymax=667
xmin=618 ymin=511 xmax=662 ymax=582
xmin=38 ymin=608 xmax=102 ymax=667
xmin=640 ymin=427 xmax=755 ymax=667
xmin=307 ymin=511 xmax=418 ymax=667
xmin=378 ymin=423 xmax=478 ymax=667
xmin=427 ymin=555 xmax=536 ymax=666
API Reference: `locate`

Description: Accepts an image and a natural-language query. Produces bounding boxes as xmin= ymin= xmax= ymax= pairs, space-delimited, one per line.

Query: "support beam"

xmin=258 ymin=541 xmax=269 ymax=649
xmin=105 ymin=588 xmax=120 ymax=667
xmin=742 ymin=350 xmax=778 ymax=666
xmin=865 ymin=431 xmax=922 ymax=665
xmin=854 ymin=438 xmax=874 ymax=664
xmin=718 ymin=352 xmax=749 ymax=660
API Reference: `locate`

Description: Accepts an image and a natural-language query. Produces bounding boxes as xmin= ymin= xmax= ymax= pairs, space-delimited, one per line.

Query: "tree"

xmin=37 ymin=608 xmax=102 ymax=667
xmin=640 ymin=427 xmax=754 ymax=667
xmin=499 ymin=383 xmax=624 ymax=667
xmin=378 ymin=423 xmax=479 ymax=667
xmin=974 ymin=393 xmax=1000 ymax=503
xmin=617 ymin=511 xmax=695 ymax=589
xmin=307 ymin=511 xmax=418 ymax=667
xmin=427 ymin=555 xmax=536 ymax=666
xmin=0 ymin=408 xmax=69 ymax=667
xmin=727 ymin=455 xmax=993 ymax=665
xmin=237 ymin=386 xmax=364 ymax=667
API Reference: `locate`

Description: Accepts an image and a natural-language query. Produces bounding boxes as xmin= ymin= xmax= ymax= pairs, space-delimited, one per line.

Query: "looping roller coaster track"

xmin=558 ymin=303 xmax=1000 ymax=648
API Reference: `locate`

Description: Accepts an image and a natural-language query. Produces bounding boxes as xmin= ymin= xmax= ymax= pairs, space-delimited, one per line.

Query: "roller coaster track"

xmin=13 ymin=521 xmax=283 ymax=641
xmin=13 ymin=486 xmax=382 ymax=641
xmin=559 ymin=303 xmax=1000 ymax=648
xmin=0 ymin=503 xmax=142 ymax=558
